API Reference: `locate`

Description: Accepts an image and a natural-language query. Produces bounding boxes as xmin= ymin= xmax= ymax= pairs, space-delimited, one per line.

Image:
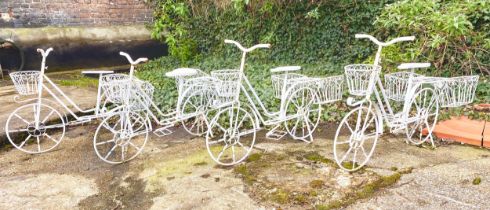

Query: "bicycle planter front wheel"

xmin=94 ymin=111 xmax=149 ymax=164
xmin=206 ymin=105 xmax=257 ymax=166
xmin=6 ymin=103 xmax=65 ymax=154
xmin=283 ymin=87 xmax=321 ymax=143
xmin=334 ymin=106 xmax=379 ymax=171
xmin=405 ymin=88 xmax=439 ymax=146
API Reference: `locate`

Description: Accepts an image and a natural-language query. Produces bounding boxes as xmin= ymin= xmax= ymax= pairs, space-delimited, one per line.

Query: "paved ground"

xmin=1 ymin=81 xmax=490 ymax=209
xmin=0 ymin=123 xmax=489 ymax=209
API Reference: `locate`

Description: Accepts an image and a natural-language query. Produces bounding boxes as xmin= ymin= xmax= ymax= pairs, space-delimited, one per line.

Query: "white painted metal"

xmin=205 ymin=40 xmax=343 ymax=165
xmin=6 ymin=48 xmax=121 ymax=159
xmin=335 ymin=34 xmax=479 ymax=171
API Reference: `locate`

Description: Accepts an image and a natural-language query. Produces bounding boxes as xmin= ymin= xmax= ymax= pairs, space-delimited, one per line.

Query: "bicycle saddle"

xmin=270 ymin=66 xmax=301 ymax=73
xmin=165 ymin=68 xmax=199 ymax=77
xmin=397 ymin=63 xmax=431 ymax=70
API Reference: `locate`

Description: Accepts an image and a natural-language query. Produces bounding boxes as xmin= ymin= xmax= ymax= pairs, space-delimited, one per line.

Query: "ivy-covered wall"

xmin=141 ymin=0 xmax=489 ymax=120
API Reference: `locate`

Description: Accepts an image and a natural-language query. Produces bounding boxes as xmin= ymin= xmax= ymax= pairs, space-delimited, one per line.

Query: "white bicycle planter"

xmin=334 ymin=34 xmax=479 ymax=171
xmin=205 ymin=40 xmax=344 ymax=166
xmin=5 ymin=48 xmax=145 ymax=163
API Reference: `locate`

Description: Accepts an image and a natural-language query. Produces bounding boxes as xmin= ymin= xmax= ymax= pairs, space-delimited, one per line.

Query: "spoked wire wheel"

xmin=284 ymin=87 xmax=321 ymax=143
xmin=6 ymin=103 xmax=65 ymax=153
xmin=334 ymin=106 xmax=379 ymax=171
xmin=180 ymin=88 xmax=211 ymax=136
xmin=405 ymin=88 xmax=439 ymax=146
xmin=206 ymin=105 xmax=257 ymax=166
xmin=94 ymin=111 xmax=149 ymax=164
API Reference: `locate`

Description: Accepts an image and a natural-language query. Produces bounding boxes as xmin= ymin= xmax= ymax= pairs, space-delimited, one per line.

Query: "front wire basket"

xmin=344 ymin=64 xmax=381 ymax=97
xmin=211 ymin=69 xmax=241 ymax=106
xmin=10 ymin=71 xmax=41 ymax=95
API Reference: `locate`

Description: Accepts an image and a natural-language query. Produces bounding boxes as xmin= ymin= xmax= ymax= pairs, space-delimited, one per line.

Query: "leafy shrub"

xmin=374 ymin=0 xmax=490 ymax=76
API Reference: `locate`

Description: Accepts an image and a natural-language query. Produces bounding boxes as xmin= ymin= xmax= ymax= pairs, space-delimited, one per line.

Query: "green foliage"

xmin=375 ymin=0 xmax=490 ymax=75
xmin=137 ymin=55 xmax=348 ymax=122
xmin=150 ymin=0 xmax=391 ymax=66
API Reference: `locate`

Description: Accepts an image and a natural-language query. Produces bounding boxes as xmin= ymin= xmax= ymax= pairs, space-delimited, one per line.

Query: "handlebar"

xmin=119 ymin=51 xmax=148 ymax=65
xmin=224 ymin=39 xmax=270 ymax=52
xmin=355 ymin=34 xmax=415 ymax=47
xmin=37 ymin=48 xmax=53 ymax=57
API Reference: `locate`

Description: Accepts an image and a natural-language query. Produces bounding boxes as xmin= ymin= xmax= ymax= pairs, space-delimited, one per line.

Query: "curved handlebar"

xmin=120 ymin=51 xmax=148 ymax=65
xmin=224 ymin=39 xmax=270 ymax=52
xmin=37 ymin=48 xmax=54 ymax=57
xmin=355 ymin=34 xmax=415 ymax=47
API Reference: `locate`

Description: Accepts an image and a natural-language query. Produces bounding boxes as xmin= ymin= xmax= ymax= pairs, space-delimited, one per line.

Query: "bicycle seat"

xmin=165 ymin=68 xmax=199 ymax=77
xmin=270 ymin=66 xmax=301 ymax=73
xmin=397 ymin=63 xmax=430 ymax=70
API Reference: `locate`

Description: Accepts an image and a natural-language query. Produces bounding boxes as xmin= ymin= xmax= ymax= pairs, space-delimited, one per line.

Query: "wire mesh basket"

xmin=211 ymin=69 xmax=241 ymax=106
xmin=436 ymin=75 xmax=479 ymax=108
xmin=175 ymin=69 xmax=210 ymax=94
xmin=9 ymin=71 xmax=41 ymax=95
xmin=271 ymin=73 xmax=307 ymax=99
xmin=384 ymin=71 xmax=422 ymax=101
xmin=101 ymin=74 xmax=154 ymax=110
xmin=344 ymin=64 xmax=381 ymax=96
xmin=313 ymin=75 xmax=344 ymax=104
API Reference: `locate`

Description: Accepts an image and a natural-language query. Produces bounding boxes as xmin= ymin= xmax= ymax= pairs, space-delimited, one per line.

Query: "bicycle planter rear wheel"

xmin=283 ymin=87 xmax=321 ymax=143
xmin=405 ymin=88 xmax=439 ymax=145
xmin=180 ymin=88 xmax=213 ymax=136
xmin=6 ymin=103 xmax=65 ymax=153
xmin=206 ymin=105 xmax=257 ymax=166
xmin=333 ymin=106 xmax=380 ymax=171
xmin=94 ymin=111 xmax=149 ymax=164
xmin=0 ymin=39 xmax=24 ymax=72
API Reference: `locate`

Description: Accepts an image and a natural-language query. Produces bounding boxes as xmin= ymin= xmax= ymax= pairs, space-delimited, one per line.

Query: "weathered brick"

xmin=0 ymin=0 xmax=152 ymax=27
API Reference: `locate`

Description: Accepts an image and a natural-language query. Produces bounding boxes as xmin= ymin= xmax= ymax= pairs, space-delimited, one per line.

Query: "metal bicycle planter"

xmin=93 ymin=52 xmax=218 ymax=164
xmin=334 ymin=34 xmax=479 ymax=171
xmin=205 ymin=40 xmax=344 ymax=166
xmin=5 ymin=48 xmax=135 ymax=162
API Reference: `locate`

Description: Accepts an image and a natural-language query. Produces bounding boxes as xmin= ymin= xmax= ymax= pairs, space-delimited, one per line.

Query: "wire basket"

xmin=101 ymin=74 xmax=154 ymax=110
xmin=313 ymin=75 xmax=344 ymax=104
xmin=344 ymin=64 xmax=381 ymax=96
xmin=175 ymin=69 xmax=210 ymax=94
xmin=436 ymin=75 xmax=479 ymax=108
xmin=271 ymin=73 xmax=307 ymax=99
xmin=9 ymin=71 xmax=41 ymax=95
xmin=384 ymin=71 xmax=422 ymax=101
xmin=211 ymin=69 xmax=241 ymax=106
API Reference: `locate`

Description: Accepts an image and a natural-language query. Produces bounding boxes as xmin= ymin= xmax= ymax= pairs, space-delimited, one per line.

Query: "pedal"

xmin=153 ymin=125 xmax=174 ymax=137
xmin=266 ymin=125 xmax=287 ymax=140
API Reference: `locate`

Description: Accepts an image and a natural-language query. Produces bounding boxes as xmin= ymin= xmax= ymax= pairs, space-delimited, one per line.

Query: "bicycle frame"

xmin=347 ymin=34 xmax=417 ymax=132
xmin=220 ymin=40 xmax=303 ymax=129
xmin=31 ymin=49 xmax=116 ymax=129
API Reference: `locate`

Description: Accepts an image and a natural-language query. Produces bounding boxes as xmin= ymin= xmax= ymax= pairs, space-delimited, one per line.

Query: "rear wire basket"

xmin=101 ymin=74 xmax=154 ymax=111
xmin=313 ymin=75 xmax=344 ymax=104
xmin=10 ymin=71 xmax=41 ymax=95
xmin=271 ymin=73 xmax=306 ymax=99
xmin=344 ymin=64 xmax=381 ymax=96
xmin=436 ymin=75 xmax=479 ymax=108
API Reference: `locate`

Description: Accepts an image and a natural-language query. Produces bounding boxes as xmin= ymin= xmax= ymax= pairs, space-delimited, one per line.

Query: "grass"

xmin=58 ymin=76 xmax=98 ymax=88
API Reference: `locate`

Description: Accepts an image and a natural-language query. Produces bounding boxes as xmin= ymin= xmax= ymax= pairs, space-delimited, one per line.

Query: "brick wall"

xmin=0 ymin=0 xmax=153 ymax=28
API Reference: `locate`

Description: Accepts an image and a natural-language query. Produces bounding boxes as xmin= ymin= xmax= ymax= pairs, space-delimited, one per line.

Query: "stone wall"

xmin=0 ymin=0 xmax=153 ymax=28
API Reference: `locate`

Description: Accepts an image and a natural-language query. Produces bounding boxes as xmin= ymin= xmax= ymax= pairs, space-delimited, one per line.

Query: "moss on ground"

xmin=318 ymin=172 xmax=402 ymax=209
xmin=473 ymin=177 xmax=482 ymax=185
xmin=58 ymin=76 xmax=98 ymax=88
xmin=232 ymin=149 xmax=402 ymax=209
